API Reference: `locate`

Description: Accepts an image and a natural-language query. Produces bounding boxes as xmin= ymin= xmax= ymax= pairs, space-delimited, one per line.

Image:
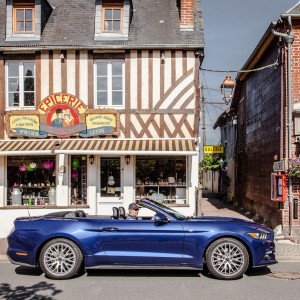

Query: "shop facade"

xmin=0 ymin=0 xmax=204 ymax=237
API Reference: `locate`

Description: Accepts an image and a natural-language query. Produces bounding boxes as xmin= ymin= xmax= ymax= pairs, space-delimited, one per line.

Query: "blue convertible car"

xmin=7 ymin=199 xmax=276 ymax=280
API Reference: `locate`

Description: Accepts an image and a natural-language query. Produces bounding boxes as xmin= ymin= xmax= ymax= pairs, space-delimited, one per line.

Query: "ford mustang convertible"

xmin=7 ymin=199 xmax=276 ymax=280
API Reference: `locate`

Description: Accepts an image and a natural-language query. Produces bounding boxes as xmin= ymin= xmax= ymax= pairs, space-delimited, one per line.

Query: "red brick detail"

xmin=180 ymin=0 xmax=194 ymax=29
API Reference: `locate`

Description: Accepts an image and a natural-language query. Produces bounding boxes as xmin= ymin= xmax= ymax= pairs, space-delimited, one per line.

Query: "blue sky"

xmin=200 ymin=0 xmax=298 ymax=146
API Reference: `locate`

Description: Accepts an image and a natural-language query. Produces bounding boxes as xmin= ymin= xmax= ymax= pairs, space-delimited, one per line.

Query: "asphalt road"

xmin=0 ymin=262 xmax=300 ymax=300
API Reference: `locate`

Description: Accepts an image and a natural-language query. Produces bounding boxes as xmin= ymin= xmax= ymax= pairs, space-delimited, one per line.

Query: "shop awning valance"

xmin=0 ymin=140 xmax=59 ymax=156
xmin=56 ymin=138 xmax=198 ymax=155
xmin=0 ymin=139 xmax=199 ymax=156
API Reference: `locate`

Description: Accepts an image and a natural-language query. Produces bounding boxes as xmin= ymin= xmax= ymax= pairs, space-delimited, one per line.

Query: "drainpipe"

xmin=271 ymin=16 xmax=294 ymax=236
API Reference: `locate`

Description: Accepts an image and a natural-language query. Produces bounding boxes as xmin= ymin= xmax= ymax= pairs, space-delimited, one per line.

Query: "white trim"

xmin=94 ymin=59 xmax=125 ymax=108
xmin=5 ymin=60 xmax=36 ymax=109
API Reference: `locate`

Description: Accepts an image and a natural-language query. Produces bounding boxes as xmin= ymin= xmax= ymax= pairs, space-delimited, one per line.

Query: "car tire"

xmin=205 ymin=238 xmax=249 ymax=280
xmin=39 ymin=238 xmax=83 ymax=280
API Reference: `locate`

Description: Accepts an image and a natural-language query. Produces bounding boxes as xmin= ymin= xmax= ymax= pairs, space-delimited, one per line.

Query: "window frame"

xmin=101 ymin=4 xmax=123 ymax=33
xmin=94 ymin=59 xmax=125 ymax=108
xmin=13 ymin=5 xmax=35 ymax=34
xmin=5 ymin=60 xmax=36 ymax=109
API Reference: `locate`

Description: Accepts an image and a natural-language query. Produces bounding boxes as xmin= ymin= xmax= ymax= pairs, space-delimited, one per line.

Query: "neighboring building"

xmin=213 ymin=108 xmax=237 ymax=202
xmin=0 ymin=0 xmax=204 ymax=237
xmin=215 ymin=2 xmax=300 ymax=235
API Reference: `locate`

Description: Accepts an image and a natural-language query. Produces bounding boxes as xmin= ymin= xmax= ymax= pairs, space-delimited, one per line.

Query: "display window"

xmin=70 ymin=155 xmax=87 ymax=205
xmin=100 ymin=157 xmax=121 ymax=197
xmin=135 ymin=156 xmax=187 ymax=204
xmin=7 ymin=156 xmax=56 ymax=206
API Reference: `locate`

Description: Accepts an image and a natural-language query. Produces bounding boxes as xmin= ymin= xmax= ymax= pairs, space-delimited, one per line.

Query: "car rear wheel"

xmin=39 ymin=238 xmax=83 ymax=280
xmin=206 ymin=238 xmax=249 ymax=280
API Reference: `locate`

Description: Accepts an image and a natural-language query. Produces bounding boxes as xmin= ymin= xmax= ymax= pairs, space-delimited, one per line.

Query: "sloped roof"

xmin=285 ymin=1 xmax=300 ymax=15
xmin=0 ymin=0 xmax=204 ymax=50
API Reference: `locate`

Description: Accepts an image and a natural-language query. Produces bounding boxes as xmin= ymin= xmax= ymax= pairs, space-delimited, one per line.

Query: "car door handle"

xmin=102 ymin=227 xmax=119 ymax=232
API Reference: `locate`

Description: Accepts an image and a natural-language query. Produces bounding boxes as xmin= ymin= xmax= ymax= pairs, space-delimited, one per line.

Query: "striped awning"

xmin=56 ymin=139 xmax=198 ymax=155
xmin=0 ymin=140 xmax=60 ymax=155
xmin=0 ymin=139 xmax=198 ymax=156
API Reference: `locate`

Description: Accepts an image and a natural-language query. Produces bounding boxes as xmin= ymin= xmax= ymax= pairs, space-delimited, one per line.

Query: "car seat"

xmin=119 ymin=206 xmax=126 ymax=219
xmin=112 ymin=207 xmax=119 ymax=219
xmin=76 ymin=210 xmax=86 ymax=217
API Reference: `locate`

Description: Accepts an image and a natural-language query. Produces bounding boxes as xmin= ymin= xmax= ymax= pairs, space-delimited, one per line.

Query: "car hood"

xmin=192 ymin=216 xmax=251 ymax=222
xmin=191 ymin=216 xmax=273 ymax=233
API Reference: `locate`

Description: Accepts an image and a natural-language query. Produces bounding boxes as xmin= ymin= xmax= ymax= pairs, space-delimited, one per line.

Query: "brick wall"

xmin=180 ymin=0 xmax=194 ymax=29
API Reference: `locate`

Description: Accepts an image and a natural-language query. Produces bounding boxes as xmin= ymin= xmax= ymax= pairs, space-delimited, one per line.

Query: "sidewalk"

xmin=1 ymin=192 xmax=300 ymax=262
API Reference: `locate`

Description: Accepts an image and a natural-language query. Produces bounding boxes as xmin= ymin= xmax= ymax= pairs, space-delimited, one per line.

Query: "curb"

xmin=276 ymin=256 xmax=300 ymax=262
xmin=0 ymin=255 xmax=8 ymax=261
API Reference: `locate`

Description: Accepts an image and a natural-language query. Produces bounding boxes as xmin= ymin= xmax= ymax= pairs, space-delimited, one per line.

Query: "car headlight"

xmin=247 ymin=233 xmax=269 ymax=240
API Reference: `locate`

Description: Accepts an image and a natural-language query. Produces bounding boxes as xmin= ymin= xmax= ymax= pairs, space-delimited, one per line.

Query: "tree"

xmin=199 ymin=154 xmax=222 ymax=172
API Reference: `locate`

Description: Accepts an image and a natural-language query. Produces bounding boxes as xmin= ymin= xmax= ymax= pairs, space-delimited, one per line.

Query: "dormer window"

xmin=13 ymin=4 xmax=35 ymax=33
xmin=102 ymin=3 xmax=122 ymax=32
xmin=95 ymin=0 xmax=130 ymax=41
xmin=6 ymin=0 xmax=53 ymax=41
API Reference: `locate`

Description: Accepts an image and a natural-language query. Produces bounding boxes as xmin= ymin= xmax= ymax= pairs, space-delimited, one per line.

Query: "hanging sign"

xmin=204 ymin=145 xmax=224 ymax=154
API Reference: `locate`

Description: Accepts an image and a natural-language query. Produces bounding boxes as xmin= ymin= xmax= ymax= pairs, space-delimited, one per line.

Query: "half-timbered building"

xmin=0 ymin=0 xmax=204 ymax=237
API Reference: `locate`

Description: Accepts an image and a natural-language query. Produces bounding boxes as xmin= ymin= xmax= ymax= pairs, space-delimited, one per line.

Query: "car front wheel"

xmin=39 ymin=238 xmax=83 ymax=280
xmin=206 ymin=238 xmax=249 ymax=280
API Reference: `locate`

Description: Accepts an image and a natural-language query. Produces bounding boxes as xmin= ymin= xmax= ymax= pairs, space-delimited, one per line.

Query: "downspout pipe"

xmin=271 ymin=16 xmax=294 ymax=236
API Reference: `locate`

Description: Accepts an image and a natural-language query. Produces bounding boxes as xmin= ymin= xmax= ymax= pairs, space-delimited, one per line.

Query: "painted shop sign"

xmin=6 ymin=93 xmax=119 ymax=138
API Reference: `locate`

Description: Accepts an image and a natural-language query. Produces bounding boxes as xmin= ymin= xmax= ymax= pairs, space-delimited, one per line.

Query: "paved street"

xmin=0 ymin=261 xmax=300 ymax=300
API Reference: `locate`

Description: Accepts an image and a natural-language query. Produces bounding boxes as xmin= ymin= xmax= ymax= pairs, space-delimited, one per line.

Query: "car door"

xmin=98 ymin=218 xmax=184 ymax=266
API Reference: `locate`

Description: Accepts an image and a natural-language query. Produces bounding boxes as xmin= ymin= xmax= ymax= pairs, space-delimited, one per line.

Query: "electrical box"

xmin=271 ymin=173 xmax=287 ymax=202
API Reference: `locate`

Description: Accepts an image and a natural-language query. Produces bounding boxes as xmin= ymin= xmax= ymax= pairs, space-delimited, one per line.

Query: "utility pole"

xmin=201 ymin=85 xmax=206 ymax=157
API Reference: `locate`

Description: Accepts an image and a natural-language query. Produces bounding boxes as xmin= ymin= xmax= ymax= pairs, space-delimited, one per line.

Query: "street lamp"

xmin=125 ymin=155 xmax=131 ymax=165
xmin=89 ymin=155 xmax=95 ymax=165
xmin=220 ymin=76 xmax=235 ymax=104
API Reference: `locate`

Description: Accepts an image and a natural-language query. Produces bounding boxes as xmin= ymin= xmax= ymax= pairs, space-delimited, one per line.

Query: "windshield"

xmin=144 ymin=199 xmax=187 ymax=220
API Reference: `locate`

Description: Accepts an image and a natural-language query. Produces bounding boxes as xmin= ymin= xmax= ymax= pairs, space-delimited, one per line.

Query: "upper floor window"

xmin=102 ymin=0 xmax=123 ymax=32
xmin=13 ymin=3 xmax=35 ymax=33
xmin=6 ymin=61 xmax=35 ymax=108
xmin=94 ymin=60 xmax=124 ymax=107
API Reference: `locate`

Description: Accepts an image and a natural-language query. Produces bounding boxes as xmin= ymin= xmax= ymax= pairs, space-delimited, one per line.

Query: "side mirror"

xmin=154 ymin=213 xmax=168 ymax=225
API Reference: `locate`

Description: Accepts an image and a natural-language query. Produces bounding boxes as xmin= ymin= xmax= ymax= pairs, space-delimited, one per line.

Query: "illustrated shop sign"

xmin=6 ymin=93 xmax=119 ymax=138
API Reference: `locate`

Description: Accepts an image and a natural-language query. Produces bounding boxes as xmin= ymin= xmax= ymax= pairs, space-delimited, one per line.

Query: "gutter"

xmin=0 ymin=44 xmax=204 ymax=52
xmin=271 ymin=15 xmax=294 ymax=236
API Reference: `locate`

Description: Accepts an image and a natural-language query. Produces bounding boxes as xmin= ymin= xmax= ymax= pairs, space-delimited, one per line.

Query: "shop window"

xmin=94 ymin=60 xmax=124 ymax=108
xmin=135 ymin=157 xmax=187 ymax=205
xmin=6 ymin=61 xmax=35 ymax=108
xmin=7 ymin=156 xmax=56 ymax=206
xmin=100 ymin=157 xmax=121 ymax=197
xmin=70 ymin=156 xmax=87 ymax=205
xmin=102 ymin=0 xmax=123 ymax=32
xmin=13 ymin=4 xmax=35 ymax=33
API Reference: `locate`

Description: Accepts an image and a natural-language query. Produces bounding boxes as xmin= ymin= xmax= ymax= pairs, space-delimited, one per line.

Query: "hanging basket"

xmin=43 ymin=161 xmax=54 ymax=170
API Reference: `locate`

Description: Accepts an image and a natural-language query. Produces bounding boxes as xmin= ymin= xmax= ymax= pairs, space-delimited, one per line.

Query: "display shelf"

xmin=135 ymin=184 xmax=186 ymax=204
xmin=20 ymin=186 xmax=50 ymax=189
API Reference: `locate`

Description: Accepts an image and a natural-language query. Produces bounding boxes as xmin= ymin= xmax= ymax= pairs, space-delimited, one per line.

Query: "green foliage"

xmin=199 ymin=154 xmax=222 ymax=172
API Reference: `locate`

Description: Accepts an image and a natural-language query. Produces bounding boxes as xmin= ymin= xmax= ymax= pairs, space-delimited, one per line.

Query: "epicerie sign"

xmin=204 ymin=145 xmax=224 ymax=154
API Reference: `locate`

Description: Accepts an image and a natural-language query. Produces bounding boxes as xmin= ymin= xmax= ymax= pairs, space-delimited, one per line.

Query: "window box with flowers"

xmin=287 ymin=158 xmax=300 ymax=179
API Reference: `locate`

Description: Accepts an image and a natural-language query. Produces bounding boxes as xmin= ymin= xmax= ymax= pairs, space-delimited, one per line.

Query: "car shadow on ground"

xmin=86 ymin=269 xmax=201 ymax=278
xmin=13 ymin=265 xmax=272 ymax=280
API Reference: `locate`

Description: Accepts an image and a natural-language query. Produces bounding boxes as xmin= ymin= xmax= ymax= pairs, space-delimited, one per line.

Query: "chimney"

xmin=180 ymin=0 xmax=194 ymax=30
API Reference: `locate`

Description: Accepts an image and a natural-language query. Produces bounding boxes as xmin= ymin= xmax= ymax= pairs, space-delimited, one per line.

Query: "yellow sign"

xmin=38 ymin=93 xmax=87 ymax=114
xmin=83 ymin=113 xmax=117 ymax=136
xmin=204 ymin=145 xmax=224 ymax=154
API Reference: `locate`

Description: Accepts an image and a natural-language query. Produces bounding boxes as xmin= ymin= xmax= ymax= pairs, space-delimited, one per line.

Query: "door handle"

xmin=102 ymin=227 xmax=119 ymax=232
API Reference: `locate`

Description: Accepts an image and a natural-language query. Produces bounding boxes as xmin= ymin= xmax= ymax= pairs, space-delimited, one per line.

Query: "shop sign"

xmin=273 ymin=160 xmax=285 ymax=172
xmin=204 ymin=145 xmax=224 ymax=154
xmin=82 ymin=113 xmax=117 ymax=137
xmin=5 ymin=93 xmax=120 ymax=138
xmin=8 ymin=112 xmax=47 ymax=138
